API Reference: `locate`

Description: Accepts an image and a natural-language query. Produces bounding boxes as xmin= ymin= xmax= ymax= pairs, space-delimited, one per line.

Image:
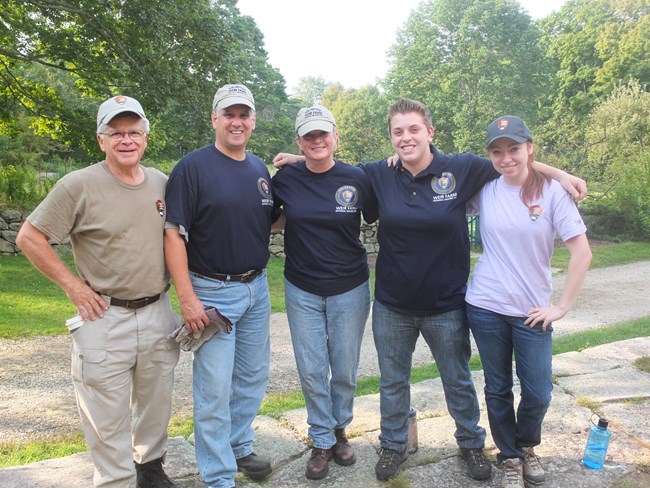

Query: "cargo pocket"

xmin=152 ymin=342 xmax=180 ymax=376
xmin=71 ymin=347 xmax=107 ymax=386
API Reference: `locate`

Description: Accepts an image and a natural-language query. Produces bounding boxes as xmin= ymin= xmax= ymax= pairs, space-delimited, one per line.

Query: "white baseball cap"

xmin=295 ymin=106 xmax=336 ymax=136
xmin=212 ymin=84 xmax=256 ymax=112
xmin=97 ymin=95 xmax=148 ymax=129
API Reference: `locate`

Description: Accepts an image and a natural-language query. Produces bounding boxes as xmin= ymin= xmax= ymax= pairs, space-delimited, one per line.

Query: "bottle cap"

xmin=597 ymin=417 xmax=609 ymax=429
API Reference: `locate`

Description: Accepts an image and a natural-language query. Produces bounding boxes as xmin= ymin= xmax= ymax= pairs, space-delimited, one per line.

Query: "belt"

xmin=189 ymin=266 xmax=263 ymax=284
xmin=90 ymin=283 xmax=170 ymax=310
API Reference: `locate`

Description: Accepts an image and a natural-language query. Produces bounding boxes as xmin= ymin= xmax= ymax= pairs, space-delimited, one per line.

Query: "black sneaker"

xmin=460 ymin=447 xmax=492 ymax=480
xmin=236 ymin=452 xmax=272 ymax=480
xmin=134 ymin=458 xmax=178 ymax=488
xmin=375 ymin=447 xmax=408 ymax=481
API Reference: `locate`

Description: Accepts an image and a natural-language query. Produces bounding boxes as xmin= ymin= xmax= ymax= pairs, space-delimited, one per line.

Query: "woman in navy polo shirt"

xmin=465 ymin=116 xmax=591 ymax=488
xmin=271 ymin=106 xmax=378 ymax=480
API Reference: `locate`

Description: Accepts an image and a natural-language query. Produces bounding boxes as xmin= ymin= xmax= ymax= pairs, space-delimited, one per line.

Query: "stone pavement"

xmin=2 ymin=337 xmax=649 ymax=488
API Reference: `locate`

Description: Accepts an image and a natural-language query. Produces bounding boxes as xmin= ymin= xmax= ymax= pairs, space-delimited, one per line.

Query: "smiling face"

xmin=296 ymin=129 xmax=338 ymax=166
xmin=388 ymin=111 xmax=435 ymax=172
xmin=212 ymin=104 xmax=256 ymax=159
xmin=97 ymin=114 xmax=148 ymax=171
xmin=487 ymin=138 xmax=533 ymax=185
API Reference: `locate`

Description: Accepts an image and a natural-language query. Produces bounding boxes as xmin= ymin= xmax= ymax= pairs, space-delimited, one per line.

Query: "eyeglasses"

xmin=100 ymin=130 xmax=147 ymax=141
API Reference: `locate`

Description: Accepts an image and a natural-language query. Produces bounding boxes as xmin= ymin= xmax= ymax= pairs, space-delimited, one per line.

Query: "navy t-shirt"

xmin=165 ymin=144 xmax=273 ymax=274
xmin=361 ymin=145 xmax=498 ymax=315
xmin=272 ymin=160 xmax=378 ymax=296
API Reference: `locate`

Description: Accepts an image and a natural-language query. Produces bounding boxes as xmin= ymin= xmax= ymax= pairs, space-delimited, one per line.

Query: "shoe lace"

xmin=503 ymin=461 xmax=522 ymax=484
xmin=378 ymin=448 xmax=402 ymax=468
xmin=524 ymin=447 xmax=542 ymax=470
xmin=467 ymin=448 xmax=489 ymax=468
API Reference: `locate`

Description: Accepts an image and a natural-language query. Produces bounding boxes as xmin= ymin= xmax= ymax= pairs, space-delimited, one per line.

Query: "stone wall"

xmin=2 ymin=210 xmax=380 ymax=258
xmin=267 ymin=221 xmax=379 ymax=258
xmin=0 ymin=210 xmax=24 ymax=256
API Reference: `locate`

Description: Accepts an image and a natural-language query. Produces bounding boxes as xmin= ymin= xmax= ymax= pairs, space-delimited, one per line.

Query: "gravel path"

xmin=1 ymin=261 xmax=649 ymax=442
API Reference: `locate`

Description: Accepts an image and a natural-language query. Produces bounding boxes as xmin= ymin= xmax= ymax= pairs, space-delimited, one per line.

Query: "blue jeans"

xmin=466 ymin=303 xmax=553 ymax=463
xmin=190 ymin=271 xmax=271 ymax=488
xmin=372 ymin=299 xmax=486 ymax=453
xmin=285 ymin=279 xmax=370 ymax=449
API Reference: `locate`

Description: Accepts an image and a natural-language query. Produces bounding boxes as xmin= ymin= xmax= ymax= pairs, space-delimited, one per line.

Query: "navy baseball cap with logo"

xmin=97 ymin=95 xmax=148 ymax=130
xmin=486 ymin=115 xmax=533 ymax=147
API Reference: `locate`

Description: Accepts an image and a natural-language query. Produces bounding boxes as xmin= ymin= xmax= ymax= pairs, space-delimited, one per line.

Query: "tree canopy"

xmin=0 ymin=0 xmax=293 ymax=162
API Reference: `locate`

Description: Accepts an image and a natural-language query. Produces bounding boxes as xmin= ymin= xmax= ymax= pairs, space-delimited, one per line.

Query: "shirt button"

xmin=412 ymin=192 xmax=417 ymax=196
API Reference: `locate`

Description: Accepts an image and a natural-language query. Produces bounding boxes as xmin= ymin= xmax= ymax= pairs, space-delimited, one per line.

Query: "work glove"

xmin=168 ymin=306 xmax=233 ymax=352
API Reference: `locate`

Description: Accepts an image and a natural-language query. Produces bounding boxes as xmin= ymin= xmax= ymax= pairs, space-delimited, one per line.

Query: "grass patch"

xmin=551 ymin=241 xmax=650 ymax=271
xmin=0 ymin=433 xmax=86 ymax=469
xmin=552 ymin=316 xmax=650 ymax=354
xmin=576 ymin=396 xmax=603 ymax=412
xmin=634 ymin=356 xmax=650 ymax=373
xmin=168 ymin=415 xmax=195 ymax=439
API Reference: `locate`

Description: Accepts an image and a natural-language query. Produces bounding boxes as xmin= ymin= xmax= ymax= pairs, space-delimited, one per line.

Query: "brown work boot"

xmin=306 ymin=447 xmax=333 ymax=480
xmin=333 ymin=428 xmax=356 ymax=466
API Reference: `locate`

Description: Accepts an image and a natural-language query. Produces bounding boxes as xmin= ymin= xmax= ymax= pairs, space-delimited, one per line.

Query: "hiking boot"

xmin=522 ymin=447 xmax=545 ymax=484
xmin=306 ymin=447 xmax=333 ymax=480
xmin=134 ymin=458 xmax=178 ymax=488
xmin=333 ymin=428 xmax=356 ymax=466
xmin=460 ymin=447 xmax=492 ymax=480
xmin=500 ymin=458 xmax=524 ymax=488
xmin=236 ymin=452 xmax=272 ymax=480
xmin=375 ymin=447 xmax=408 ymax=481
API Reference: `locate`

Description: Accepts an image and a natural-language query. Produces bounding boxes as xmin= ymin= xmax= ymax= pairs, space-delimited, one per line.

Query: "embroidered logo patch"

xmin=155 ymin=199 xmax=165 ymax=217
xmin=431 ymin=172 xmax=456 ymax=195
xmin=529 ymin=205 xmax=543 ymax=222
xmin=257 ymin=177 xmax=271 ymax=198
xmin=335 ymin=185 xmax=359 ymax=207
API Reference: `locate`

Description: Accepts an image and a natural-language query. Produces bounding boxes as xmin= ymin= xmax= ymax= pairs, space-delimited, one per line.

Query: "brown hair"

xmin=520 ymin=145 xmax=551 ymax=207
xmin=387 ymin=99 xmax=433 ymax=134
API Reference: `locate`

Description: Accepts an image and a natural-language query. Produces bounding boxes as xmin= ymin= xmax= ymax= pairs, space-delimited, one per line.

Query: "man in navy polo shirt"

xmin=164 ymin=84 xmax=273 ymax=488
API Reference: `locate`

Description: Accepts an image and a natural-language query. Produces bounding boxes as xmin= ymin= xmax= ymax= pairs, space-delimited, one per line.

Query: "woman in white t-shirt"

xmin=465 ymin=115 xmax=592 ymax=488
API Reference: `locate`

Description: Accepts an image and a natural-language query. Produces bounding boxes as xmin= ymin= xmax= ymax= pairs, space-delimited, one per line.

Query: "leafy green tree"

xmin=323 ymin=85 xmax=392 ymax=163
xmin=384 ymin=0 xmax=546 ymax=154
xmin=292 ymin=76 xmax=330 ymax=106
xmin=0 ymin=0 xmax=293 ymax=165
xmin=582 ymin=79 xmax=650 ymax=239
xmin=536 ymin=0 xmax=649 ymax=173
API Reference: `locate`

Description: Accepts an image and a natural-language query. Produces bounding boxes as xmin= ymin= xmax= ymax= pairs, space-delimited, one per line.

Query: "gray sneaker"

xmin=522 ymin=447 xmax=545 ymax=484
xmin=500 ymin=458 xmax=524 ymax=488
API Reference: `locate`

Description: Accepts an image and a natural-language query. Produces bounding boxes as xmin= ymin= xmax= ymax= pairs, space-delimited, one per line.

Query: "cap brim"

xmin=487 ymin=134 xmax=529 ymax=147
xmin=297 ymin=120 xmax=335 ymax=137
xmin=216 ymin=97 xmax=255 ymax=111
xmin=99 ymin=108 xmax=146 ymax=127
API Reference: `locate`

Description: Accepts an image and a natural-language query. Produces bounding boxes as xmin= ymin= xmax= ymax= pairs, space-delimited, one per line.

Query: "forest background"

xmin=1 ymin=0 xmax=648 ymax=240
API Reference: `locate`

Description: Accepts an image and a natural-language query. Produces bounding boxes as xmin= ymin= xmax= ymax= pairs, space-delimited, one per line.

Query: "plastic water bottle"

xmin=583 ymin=417 xmax=611 ymax=469
xmin=407 ymin=406 xmax=418 ymax=453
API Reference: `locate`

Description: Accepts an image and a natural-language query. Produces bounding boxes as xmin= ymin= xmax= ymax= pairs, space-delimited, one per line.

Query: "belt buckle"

xmin=240 ymin=270 xmax=256 ymax=283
